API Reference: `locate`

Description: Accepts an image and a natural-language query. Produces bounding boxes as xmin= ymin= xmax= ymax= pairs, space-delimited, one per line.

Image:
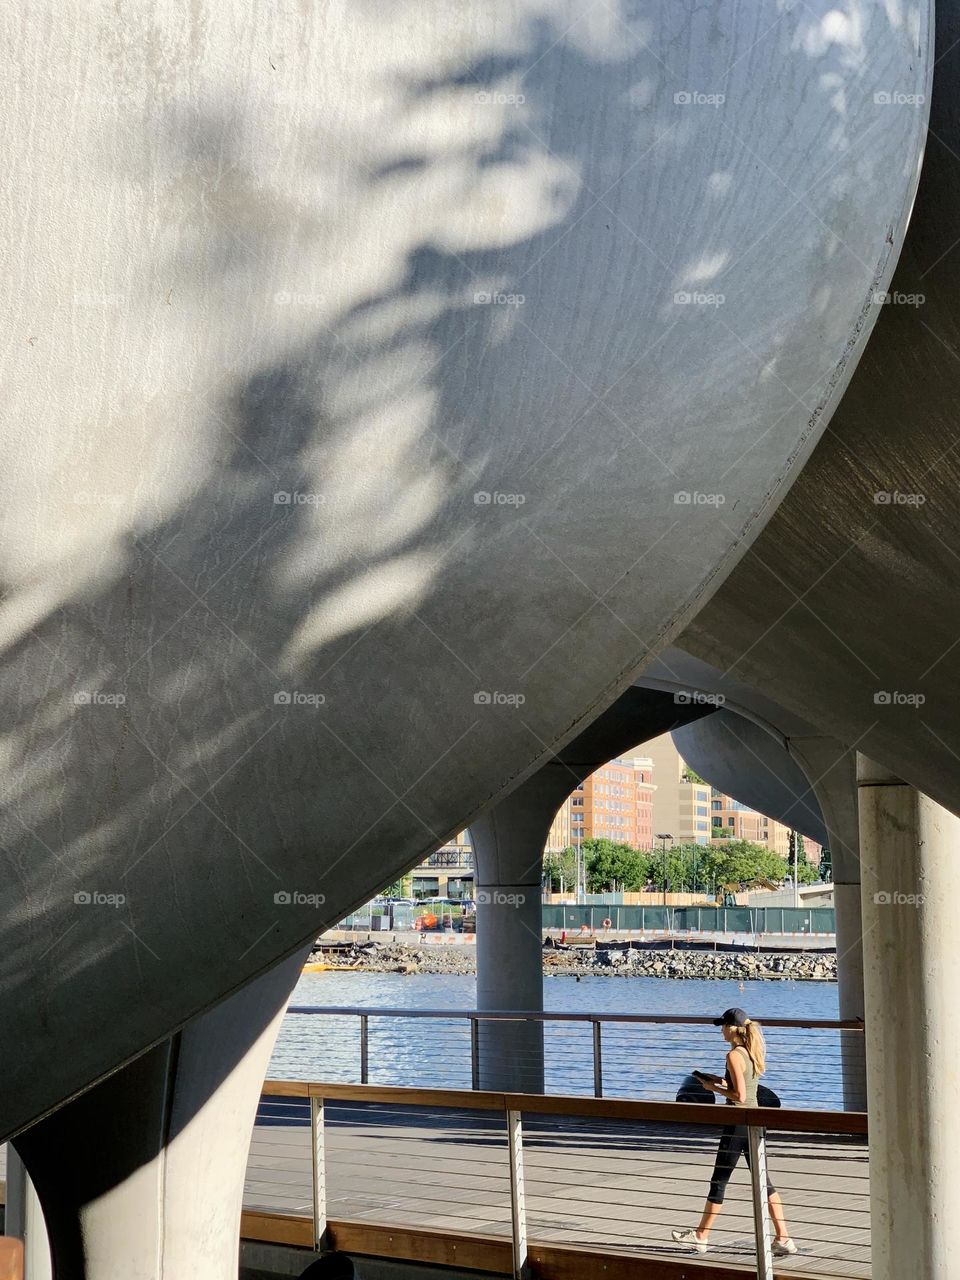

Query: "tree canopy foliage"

xmin=543 ymin=836 xmax=821 ymax=894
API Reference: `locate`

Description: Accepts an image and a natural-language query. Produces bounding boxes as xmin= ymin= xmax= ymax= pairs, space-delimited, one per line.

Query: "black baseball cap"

xmin=714 ymin=1007 xmax=749 ymax=1027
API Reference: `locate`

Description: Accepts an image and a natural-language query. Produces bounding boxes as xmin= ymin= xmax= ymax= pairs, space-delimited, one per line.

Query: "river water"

xmin=270 ymin=971 xmax=850 ymax=1109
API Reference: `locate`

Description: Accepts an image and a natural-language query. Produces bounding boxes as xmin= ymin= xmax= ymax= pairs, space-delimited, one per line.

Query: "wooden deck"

xmin=244 ymin=1099 xmax=870 ymax=1278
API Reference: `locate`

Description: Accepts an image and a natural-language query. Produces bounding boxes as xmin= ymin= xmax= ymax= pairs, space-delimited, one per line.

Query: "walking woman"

xmin=672 ymin=1008 xmax=797 ymax=1257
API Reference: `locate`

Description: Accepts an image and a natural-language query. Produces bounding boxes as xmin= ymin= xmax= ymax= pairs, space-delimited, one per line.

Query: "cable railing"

xmin=243 ymin=1080 xmax=870 ymax=1280
xmin=274 ymin=1007 xmax=866 ymax=1111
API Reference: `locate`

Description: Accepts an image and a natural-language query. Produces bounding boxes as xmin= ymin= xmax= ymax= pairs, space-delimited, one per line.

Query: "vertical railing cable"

xmin=506 ymin=1107 xmax=528 ymax=1278
xmin=592 ymin=1020 xmax=603 ymax=1097
xmin=747 ymin=1124 xmax=774 ymax=1280
xmin=310 ymin=1095 xmax=327 ymax=1251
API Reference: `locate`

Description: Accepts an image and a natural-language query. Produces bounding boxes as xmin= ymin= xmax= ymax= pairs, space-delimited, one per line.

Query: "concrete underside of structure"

xmin=672 ymin=709 xmax=828 ymax=846
xmin=678 ymin=4 xmax=960 ymax=815
xmin=0 ymin=4 xmax=931 ymax=1141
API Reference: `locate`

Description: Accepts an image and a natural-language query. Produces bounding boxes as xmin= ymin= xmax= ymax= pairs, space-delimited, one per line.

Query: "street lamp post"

xmin=574 ymin=826 xmax=583 ymax=906
xmin=656 ymin=833 xmax=672 ymax=910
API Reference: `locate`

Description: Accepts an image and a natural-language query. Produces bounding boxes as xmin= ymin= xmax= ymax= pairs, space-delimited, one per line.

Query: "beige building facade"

xmin=643 ymin=732 xmax=714 ymax=845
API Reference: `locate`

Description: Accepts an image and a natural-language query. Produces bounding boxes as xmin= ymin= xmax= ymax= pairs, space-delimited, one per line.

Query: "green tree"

xmin=645 ymin=842 xmax=711 ymax=893
xmin=699 ymin=839 xmax=790 ymax=886
xmin=796 ymin=856 xmax=819 ymax=885
xmin=543 ymin=846 xmax=578 ymax=892
xmin=583 ymin=837 xmax=650 ymax=891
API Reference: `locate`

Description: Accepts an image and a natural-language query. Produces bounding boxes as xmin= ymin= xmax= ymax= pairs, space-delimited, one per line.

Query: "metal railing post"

xmin=592 ymin=1020 xmax=603 ymax=1097
xmin=747 ymin=1124 xmax=774 ymax=1280
xmin=360 ymin=1014 xmax=369 ymax=1084
xmin=310 ymin=1095 xmax=327 ymax=1251
xmin=506 ymin=1108 xmax=528 ymax=1279
xmin=470 ymin=1016 xmax=480 ymax=1091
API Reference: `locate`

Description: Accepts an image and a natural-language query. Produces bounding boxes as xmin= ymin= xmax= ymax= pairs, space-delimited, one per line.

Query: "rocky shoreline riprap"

xmin=307 ymin=940 xmax=837 ymax=981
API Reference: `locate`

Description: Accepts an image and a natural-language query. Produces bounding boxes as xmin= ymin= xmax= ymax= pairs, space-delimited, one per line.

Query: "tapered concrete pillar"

xmin=790 ymin=739 xmax=865 ymax=1108
xmin=473 ymin=877 xmax=546 ymax=1093
xmin=468 ymin=688 xmax=712 ymax=1092
xmin=13 ymin=949 xmax=306 ymax=1280
xmin=857 ymin=755 xmax=960 ymax=1280
xmin=470 ymin=773 xmax=569 ymax=1093
xmin=5 ymin=1150 xmax=52 ymax=1280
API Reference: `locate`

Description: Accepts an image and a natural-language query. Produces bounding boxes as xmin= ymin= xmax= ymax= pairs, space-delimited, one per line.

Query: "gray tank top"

xmin=726 ymin=1045 xmax=759 ymax=1107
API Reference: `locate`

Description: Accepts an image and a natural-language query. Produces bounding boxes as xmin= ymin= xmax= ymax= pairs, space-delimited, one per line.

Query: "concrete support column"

xmin=13 ymin=949 xmax=307 ymax=1280
xmin=470 ymin=770 xmax=573 ymax=1094
xmin=474 ymin=881 xmax=546 ymax=1093
xmin=857 ymin=754 xmax=960 ymax=1279
xmin=466 ymin=687 xmax=711 ymax=1093
xmin=5 ymin=1149 xmax=52 ymax=1280
xmin=791 ymin=739 xmax=866 ymax=1108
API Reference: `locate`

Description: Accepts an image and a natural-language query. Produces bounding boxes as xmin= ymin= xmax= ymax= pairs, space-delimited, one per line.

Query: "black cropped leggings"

xmin=707 ymin=1125 xmax=775 ymax=1205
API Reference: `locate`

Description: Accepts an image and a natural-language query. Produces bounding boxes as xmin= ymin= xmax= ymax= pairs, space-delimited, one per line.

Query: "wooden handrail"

xmin=261 ymin=1079 xmax=867 ymax=1135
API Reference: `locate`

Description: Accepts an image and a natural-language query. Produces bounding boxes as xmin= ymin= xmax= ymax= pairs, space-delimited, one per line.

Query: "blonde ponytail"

xmin=731 ymin=1018 xmax=766 ymax=1076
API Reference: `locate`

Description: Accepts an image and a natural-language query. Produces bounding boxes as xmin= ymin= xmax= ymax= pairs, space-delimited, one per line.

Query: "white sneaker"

xmin=773 ymin=1237 xmax=798 ymax=1256
xmin=672 ymin=1229 xmax=708 ymax=1254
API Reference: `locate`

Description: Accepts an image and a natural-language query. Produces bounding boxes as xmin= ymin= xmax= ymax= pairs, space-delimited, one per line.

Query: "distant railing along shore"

xmin=276 ymin=1007 xmax=864 ymax=1111
xmin=338 ymin=903 xmax=837 ymax=936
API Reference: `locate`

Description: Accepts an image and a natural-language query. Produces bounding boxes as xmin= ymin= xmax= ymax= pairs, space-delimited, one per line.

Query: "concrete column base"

xmin=832 ymin=879 xmax=866 ymax=1109
xmin=14 ymin=951 xmax=306 ymax=1280
xmin=475 ymin=883 xmax=544 ymax=1093
xmin=5 ymin=1148 xmax=51 ymax=1280
xmin=789 ymin=739 xmax=865 ymax=1107
xmin=858 ymin=755 xmax=960 ymax=1279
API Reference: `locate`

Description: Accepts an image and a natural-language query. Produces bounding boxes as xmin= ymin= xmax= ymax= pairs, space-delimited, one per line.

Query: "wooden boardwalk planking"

xmin=245 ymin=1103 xmax=870 ymax=1278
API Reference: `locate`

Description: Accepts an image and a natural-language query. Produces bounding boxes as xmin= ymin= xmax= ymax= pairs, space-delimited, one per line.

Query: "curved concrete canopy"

xmin=671 ymin=710 xmax=828 ymax=847
xmin=0 ymin=6 xmax=928 ymax=1135
xmin=678 ymin=3 xmax=960 ymax=818
xmin=640 ymin=647 xmax=826 ymax=743
xmin=468 ymin=684 xmax=712 ymax=888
